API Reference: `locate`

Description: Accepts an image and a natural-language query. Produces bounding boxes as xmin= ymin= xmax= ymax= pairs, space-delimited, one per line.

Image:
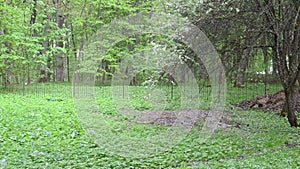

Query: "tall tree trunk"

xmin=64 ymin=19 xmax=71 ymax=83
xmin=98 ymin=61 xmax=105 ymax=85
xmin=55 ymin=0 xmax=65 ymax=82
xmin=0 ymin=19 xmax=4 ymax=86
xmin=3 ymin=58 xmax=11 ymax=87
xmin=234 ymin=48 xmax=250 ymax=87
xmin=1 ymin=2 xmax=11 ymax=87
xmin=261 ymin=36 xmax=270 ymax=94
xmin=30 ymin=0 xmax=37 ymax=37
xmin=26 ymin=0 xmax=38 ymax=85
xmin=39 ymin=4 xmax=52 ymax=82
xmin=38 ymin=36 xmax=50 ymax=83
xmin=66 ymin=51 xmax=70 ymax=82
xmin=29 ymin=0 xmax=46 ymax=83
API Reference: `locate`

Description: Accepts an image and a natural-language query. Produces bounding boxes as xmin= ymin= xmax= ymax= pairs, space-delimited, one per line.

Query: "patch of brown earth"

xmin=118 ymin=109 xmax=237 ymax=129
xmin=236 ymin=90 xmax=300 ymax=112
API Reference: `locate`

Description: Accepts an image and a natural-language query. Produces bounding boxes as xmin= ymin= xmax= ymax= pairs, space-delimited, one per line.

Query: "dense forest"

xmin=0 ymin=0 xmax=299 ymax=127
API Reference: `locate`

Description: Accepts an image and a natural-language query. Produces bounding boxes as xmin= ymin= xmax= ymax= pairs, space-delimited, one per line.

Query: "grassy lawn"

xmin=0 ymin=83 xmax=299 ymax=168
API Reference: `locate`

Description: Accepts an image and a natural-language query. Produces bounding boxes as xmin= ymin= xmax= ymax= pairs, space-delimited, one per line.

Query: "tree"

xmin=54 ymin=0 xmax=66 ymax=82
xmin=257 ymin=0 xmax=300 ymax=127
xmin=167 ymin=0 xmax=299 ymax=127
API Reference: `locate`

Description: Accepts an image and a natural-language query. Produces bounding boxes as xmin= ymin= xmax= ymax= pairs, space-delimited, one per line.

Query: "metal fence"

xmin=0 ymin=76 xmax=283 ymax=105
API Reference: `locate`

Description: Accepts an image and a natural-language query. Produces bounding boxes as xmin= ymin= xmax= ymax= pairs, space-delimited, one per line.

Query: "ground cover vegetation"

xmin=0 ymin=83 xmax=299 ymax=168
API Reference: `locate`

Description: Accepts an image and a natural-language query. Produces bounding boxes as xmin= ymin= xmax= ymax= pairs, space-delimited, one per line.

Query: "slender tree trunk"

xmin=1 ymin=2 xmax=11 ymax=87
xmin=70 ymin=22 xmax=78 ymax=71
xmin=261 ymin=36 xmax=270 ymax=94
xmin=30 ymin=0 xmax=37 ymax=37
xmin=0 ymin=20 xmax=4 ymax=86
xmin=66 ymin=52 xmax=70 ymax=82
xmin=234 ymin=48 xmax=250 ymax=87
xmin=26 ymin=0 xmax=38 ymax=85
xmin=4 ymin=58 xmax=11 ymax=87
xmin=98 ymin=61 xmax=105 ymax=85
xmin=64 ymin=19 xmax=71 ymax=82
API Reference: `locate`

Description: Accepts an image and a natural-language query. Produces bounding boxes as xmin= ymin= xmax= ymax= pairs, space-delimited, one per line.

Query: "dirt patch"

xmin=236 ymin=90 xmax=300 ymax=112
xmin=118 ymin=109 xmax=236 ymax=129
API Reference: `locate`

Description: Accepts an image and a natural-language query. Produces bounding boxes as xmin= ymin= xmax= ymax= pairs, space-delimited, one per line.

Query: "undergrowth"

xmin=0 ymin=83 xmax=299 ymax=168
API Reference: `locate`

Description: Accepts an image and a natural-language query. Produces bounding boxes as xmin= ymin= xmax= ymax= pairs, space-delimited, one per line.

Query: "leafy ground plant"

xmin=0 ymin=84 xmax=299 ymax=168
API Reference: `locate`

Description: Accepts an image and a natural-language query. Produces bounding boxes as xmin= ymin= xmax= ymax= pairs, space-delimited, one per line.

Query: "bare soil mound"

xmin=236 ymin=90 xmax=300 ymax=112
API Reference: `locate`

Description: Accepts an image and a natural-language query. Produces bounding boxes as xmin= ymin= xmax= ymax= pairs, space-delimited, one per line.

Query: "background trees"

xmin=0 ymin=0 xmax=299 ymax=126
xmin=183 ymin=0 xmax=300 ymax=127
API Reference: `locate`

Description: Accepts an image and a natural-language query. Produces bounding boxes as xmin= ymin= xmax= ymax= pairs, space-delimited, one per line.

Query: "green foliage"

xmin=0 ymin=84 xmax=298 ymax=168
xmin=0 ymin=0 xmax=153 ymax=84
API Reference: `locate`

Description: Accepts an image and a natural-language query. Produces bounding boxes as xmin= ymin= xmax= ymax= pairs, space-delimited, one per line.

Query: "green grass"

xmin=1 ymin=83 xmax=299 ymax=168
xmin=95 ymin=82 xmax=282 ymax=112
